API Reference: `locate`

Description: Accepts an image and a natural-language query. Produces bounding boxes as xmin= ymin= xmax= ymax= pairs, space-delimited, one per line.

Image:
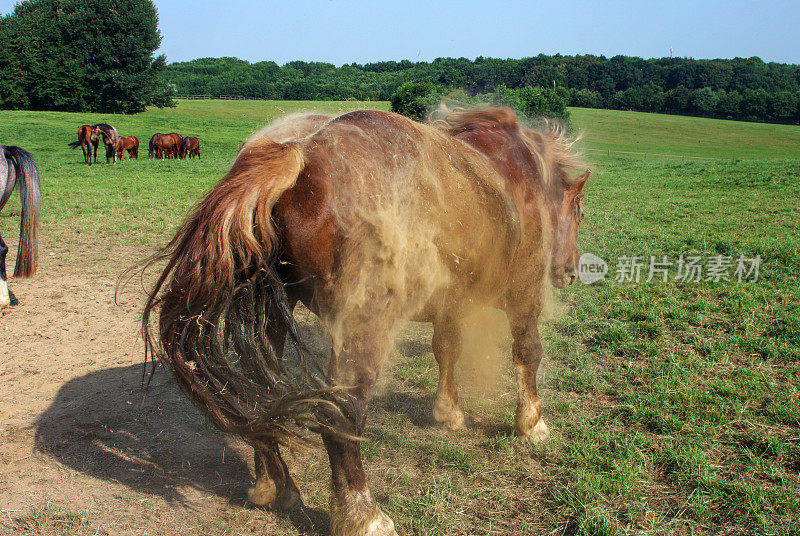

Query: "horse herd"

xmin=1 ymin=123 xmax=202 ymax=307
xmin=68 ymin=124 xmax=200 ymax=164
xmin=5 ymin=106 xmax=591 ymax=536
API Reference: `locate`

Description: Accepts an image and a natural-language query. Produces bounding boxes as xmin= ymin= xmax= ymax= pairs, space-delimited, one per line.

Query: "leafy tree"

xmin=768 ymin=91 xmax=798 ymax=122
xmin=716 ymin=90 xmax=742 ymax=118
xmin=390 ymin=81 xmax=445 ymax=120
xmin=0 ymin=0 xmax=174 ymax=113
xmin=741 ymin=88 xmax=769 ymax=120
xmin=690 ymin=87 xmax=720 ymax=116
xmin=569 ymin=88 xmax=603 ymax=108
xmin=517 ymin=86 xmax=569 ymax=122
xmin=664 ymin=86 xmax=692 ymax=113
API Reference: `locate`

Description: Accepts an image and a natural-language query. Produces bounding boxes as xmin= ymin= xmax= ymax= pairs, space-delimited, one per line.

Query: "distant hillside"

xmin=163 ymin=55 xmax=800 ymax=124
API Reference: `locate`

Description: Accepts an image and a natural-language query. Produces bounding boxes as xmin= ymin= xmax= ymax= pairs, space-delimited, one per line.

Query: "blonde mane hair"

xmin=430 ymin=104 xmax=586 ymax=192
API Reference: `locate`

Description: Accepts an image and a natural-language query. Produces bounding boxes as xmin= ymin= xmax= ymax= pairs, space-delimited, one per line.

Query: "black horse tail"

xmin=148 ymin=134 xmax=157 ymax=158
xmin=3 ymin=146 xmax=40 ymax=278
xmin=141 ymin=138 xmax=354 ymax=447
xmin=69 ymin=125 xmax=88 ymax=148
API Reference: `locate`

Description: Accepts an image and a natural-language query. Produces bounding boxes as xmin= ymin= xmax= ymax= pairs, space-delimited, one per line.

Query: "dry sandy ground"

xmin=0 ymin=240 xmax=339 ymax=536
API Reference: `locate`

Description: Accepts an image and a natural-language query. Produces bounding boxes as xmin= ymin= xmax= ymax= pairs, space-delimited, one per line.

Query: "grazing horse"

xmin=114 ymin=136 xmax=139 ymax=161
xmin=149 ymin=133 xmax=181 ymax=159
xmin=164 ymin=133 xmax=183 ymax=159
xmin=179 ymin=136 xmax=200 ymax=159
xmin=92 ymin=124 xmax=118 ymax=163
xmin=141 ymin=107 xmax=589 ymax=535
xmin=0 ymin=145 xmax=40 ymax=309
xmin=149 ymin=133 xmax=165 ymax=159
xmin=68 ymin=125 xmax=99 ymax=165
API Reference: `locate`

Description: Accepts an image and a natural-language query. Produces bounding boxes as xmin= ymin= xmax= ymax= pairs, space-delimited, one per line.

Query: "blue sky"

xmin=2 ymin=0 xmax=798 ymax=65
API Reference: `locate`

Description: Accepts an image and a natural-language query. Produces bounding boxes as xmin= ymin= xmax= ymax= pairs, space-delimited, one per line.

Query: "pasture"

xmin=0 ymin=101 xmax=798 ymax=536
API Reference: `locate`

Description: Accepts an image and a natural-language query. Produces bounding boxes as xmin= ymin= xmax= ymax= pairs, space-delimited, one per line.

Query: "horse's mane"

xmin=251 ymin=113 xmax=334 ymax=145
xmin=94 ymin=123 xmax=117 ymax=139
xmin=431 ymin=105 xmax=585 ymax=191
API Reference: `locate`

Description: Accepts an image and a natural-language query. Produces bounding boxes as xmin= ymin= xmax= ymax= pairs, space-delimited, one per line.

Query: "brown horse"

xmin=68 ymin=125 xmax=99 ymax=165
xmin=179 ymin=136 xmax=200 ymax=159
xmin=149 ymin=133 xmax=182 ymax=159
xmin=92 ymin=124 xmax=118 ymax=163
xmin=148 ymin=133 xmax=165 ymax=159
xmin=142 ymin=107 xmax=589 ymax=535
xmin=114 ymin=136 xmax=139 ymax=161
xmin=1 ymin=145 xmax=40 ymax=309
xmin=164 ymin=133 xmax=183 ymax=159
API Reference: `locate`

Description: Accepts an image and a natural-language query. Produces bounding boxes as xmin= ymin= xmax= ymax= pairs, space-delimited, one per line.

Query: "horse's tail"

xmin=142 ymin=139 xmax=350 ymax=446
xmin=4 ymin=146 xmax=40 ymax=278
xmin=69 ymin=126 xmax=86 ymax=148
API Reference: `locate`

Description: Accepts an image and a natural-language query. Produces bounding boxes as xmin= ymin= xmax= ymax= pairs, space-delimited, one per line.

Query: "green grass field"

xmin=571 ymin=107 xmax=800 ymax=159
xmin=1 ymin=101 xmax=798 ymax=535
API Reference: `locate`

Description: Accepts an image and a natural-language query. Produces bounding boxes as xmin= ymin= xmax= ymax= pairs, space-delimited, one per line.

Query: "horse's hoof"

xmin=518 ymin=419 xmax=550 ymax=444
xmin=438 ymin=415 xmax=469 ymax=431
xmin=248 ymin=478 xmax=277 ymax=507
xmin=249 ymin=478 xmax=303 ymax=511
xmin=9 ymin=291 xmax=18 ymax=307
xmin=274 ymin=480 xmax=303 ymax=511
xmin=330 ymin=490 xmax=398 ymax=536
xmin=0 ymin=282 xmax=11 ymax=309
xmin=433 ymin=404 xmax=471 ymax=431
xmin=363 ymin=508 xmax=398 ymax=536
xmin=333 ymin=507 xmax=397 ymax=536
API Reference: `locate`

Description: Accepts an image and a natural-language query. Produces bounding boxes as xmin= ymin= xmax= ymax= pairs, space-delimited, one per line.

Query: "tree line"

xmin=165 ymin=55 xmax=800 ymax=124
xmin=0 ymin=0 xmax=173 ymax=113
xmin=1 ymin=0 xmax=798 ymax=124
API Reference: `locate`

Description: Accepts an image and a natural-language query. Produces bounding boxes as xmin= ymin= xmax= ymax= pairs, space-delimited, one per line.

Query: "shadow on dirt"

xmin=33 ymin=362 xmax=329 ymax=535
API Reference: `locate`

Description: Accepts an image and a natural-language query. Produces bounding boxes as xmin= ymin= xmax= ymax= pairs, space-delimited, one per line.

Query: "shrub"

xmin=390 ymin=81 xmax=446 ymax=120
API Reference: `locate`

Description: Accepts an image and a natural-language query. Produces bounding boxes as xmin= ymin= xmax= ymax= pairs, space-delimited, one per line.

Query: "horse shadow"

xmin=33 ymin=362 xmax=329 ymax=535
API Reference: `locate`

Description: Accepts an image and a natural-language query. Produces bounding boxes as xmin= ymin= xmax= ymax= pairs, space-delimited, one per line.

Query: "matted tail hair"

xmin=3 ymin=146 xmax=40 ymax=278
xmin=141 ymin=139 xmax=354 ymax=447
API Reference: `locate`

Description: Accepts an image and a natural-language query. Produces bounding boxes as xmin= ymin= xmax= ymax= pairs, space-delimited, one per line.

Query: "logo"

xmin=579 ymin=253 xmax=608 ymax=285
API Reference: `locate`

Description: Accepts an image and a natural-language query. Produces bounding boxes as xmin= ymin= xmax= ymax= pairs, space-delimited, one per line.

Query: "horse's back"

xmin=281 ymin=110 xmax=522 ymax=319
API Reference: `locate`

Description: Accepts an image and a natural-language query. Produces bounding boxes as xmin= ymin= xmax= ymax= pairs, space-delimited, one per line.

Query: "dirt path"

xmin=0 ymin=240 xmax=332 ymax=536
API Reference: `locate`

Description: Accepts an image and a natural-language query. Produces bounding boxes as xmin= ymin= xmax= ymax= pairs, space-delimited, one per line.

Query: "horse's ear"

xmin=566 ymin=169 xmax=591 ymax=196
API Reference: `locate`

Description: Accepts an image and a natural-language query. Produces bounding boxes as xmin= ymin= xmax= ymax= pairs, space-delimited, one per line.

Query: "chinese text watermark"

xmin=579 ymin=254 xmax=761 ymax=285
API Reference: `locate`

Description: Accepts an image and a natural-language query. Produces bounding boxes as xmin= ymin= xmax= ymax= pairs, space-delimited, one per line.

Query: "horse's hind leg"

xmin=509 ymin=316 xmax=549 ymax=443
xmin=432 ymin=316 xmax=469 ymax=430
xmin=324 ymin=317 xmax=397 ymax=536
xmin=249 ymin=295 xmax=301 ymax=509
xmin=249 ymin=442 xmax=302 ymax=510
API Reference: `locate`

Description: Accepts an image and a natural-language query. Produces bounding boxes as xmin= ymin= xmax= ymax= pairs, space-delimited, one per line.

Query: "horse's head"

xmin=114 ymin=138 xmax=124 ymax=159
xmin=550 ymin=169 xmax=590 ymax=288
